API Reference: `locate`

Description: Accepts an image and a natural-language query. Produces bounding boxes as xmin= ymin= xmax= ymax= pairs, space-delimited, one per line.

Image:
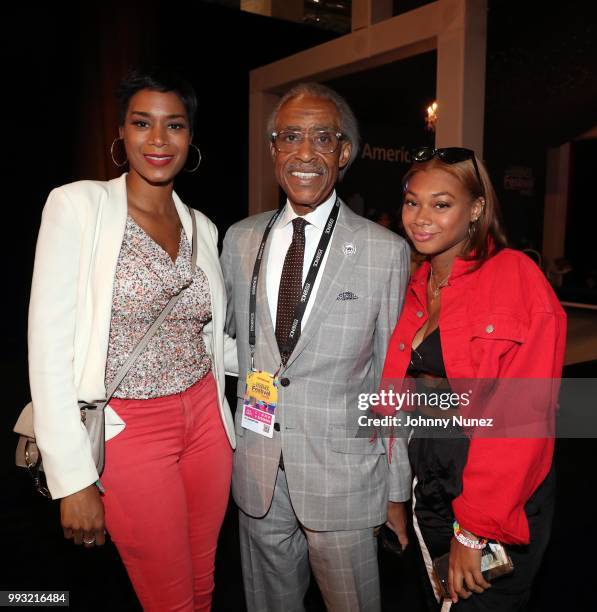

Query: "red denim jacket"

xmin=382 ymin=248 xmax=567 ymax=544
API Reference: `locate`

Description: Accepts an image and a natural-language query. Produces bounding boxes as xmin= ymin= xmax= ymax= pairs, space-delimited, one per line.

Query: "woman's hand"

xmin=448 ymin=537 xmax=491 ymax=603
xmin=60 ymin=484 xmax=105 ymax=548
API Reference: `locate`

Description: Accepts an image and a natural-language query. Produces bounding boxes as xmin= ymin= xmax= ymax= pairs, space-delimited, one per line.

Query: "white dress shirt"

xmin=266 ymin=191 xmax=337 ymax=330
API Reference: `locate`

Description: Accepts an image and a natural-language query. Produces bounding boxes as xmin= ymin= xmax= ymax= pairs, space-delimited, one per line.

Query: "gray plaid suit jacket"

xmin=221 ymin=201 xmax=412 ymax=531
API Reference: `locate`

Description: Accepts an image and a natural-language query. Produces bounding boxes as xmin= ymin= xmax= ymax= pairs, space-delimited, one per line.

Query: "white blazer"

xmin=28 ymin=173 xmax=237 ymax=499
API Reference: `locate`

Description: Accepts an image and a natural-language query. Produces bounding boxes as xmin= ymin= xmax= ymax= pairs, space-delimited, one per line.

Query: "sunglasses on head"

xmin=411 ymin=147 xmax=483 ymax=191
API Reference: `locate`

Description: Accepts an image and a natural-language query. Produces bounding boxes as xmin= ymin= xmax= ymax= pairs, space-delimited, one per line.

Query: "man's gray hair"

xmin=266 ymin=82 xmax=360 ymax=180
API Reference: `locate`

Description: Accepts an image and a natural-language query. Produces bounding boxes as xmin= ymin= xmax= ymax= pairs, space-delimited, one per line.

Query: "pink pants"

xmin=101 ymin=372 xmax=233 ymax=612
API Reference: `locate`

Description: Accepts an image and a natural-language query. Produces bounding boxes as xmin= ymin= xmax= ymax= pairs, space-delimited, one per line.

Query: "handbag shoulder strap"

xmin=103 ymin=206 xmax=198 ymax=403
xmin=189 ymin=205 xmax=198 ymax=270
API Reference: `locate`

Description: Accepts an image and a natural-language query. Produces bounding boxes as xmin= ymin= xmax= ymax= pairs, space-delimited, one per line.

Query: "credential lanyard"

xmin=248 ymin=198 xmax=340 ymax=369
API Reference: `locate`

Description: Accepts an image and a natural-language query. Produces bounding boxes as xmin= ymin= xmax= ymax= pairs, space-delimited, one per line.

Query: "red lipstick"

xmin=144 ymin=154 xmax=174 ymax=167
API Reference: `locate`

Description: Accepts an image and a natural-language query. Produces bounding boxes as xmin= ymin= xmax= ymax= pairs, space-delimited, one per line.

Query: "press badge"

xmin=241 ymin=370 xmax=278 ymax=438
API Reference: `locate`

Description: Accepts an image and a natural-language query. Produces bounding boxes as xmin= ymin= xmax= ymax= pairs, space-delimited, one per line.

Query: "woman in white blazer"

xmin=28 ymin=68 xmax=237 ymax=612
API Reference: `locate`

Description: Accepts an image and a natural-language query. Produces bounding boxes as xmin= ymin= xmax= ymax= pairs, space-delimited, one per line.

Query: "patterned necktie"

xmin=275 ymin=217 xmax=308 ymax=364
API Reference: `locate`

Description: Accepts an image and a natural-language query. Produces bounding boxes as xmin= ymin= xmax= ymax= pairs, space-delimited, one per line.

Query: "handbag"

xmin=14 ymin=207 xmax=198 ymax=497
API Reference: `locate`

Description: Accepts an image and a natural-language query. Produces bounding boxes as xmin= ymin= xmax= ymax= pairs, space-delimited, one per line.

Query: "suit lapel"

xmin=284 ymin=202 xmax=362 ymax=369
xmin=173 ymin=194 xmax=212 ymax=277
xmin=92 ymin=174 xmax=128 ymax=377
xmin=173 ymin=192 xmax=220 ymax=322
xmin=175 ymin=194 xmax=193 ymax=249
xmin=255 ymin=216 xmax=282 ymax=366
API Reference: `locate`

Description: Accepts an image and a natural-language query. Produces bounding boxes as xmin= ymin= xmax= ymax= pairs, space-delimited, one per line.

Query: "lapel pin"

xmin=342 ymin=242 xmax=356 ymax=256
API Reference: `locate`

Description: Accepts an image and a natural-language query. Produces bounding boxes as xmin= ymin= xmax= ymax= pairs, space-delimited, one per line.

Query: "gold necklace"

xmin=429 ymin=268 xmax=450 ymax=299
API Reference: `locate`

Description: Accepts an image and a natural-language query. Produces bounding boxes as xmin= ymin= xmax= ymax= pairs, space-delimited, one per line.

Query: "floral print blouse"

xmin=104 ymin=215 xmax=212 ymax=398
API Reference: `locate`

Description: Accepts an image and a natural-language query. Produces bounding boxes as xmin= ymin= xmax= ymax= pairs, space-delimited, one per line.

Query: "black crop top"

xmin=406 ymin=327 xmax=447 ymax=378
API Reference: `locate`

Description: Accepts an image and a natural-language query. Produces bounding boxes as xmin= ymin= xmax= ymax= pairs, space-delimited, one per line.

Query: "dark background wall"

xmin=484 ymin=0 xmax=597 ymax=299
xmin=326 ymin=51 xmax=437 ymax=227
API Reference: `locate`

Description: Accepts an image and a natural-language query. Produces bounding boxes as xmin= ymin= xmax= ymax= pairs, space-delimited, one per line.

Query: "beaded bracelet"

xmin=453 ymin=521 xmax=488 ymax=549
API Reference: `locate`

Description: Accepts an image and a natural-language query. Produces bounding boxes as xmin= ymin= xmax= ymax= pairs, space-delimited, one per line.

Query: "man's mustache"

xmin=286 ymin=163 xmax=326 ymax=174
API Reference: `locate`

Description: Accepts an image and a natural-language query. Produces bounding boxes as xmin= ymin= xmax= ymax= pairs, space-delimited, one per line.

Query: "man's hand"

xmin=448 ymin=537 xmax=491 ymax=603
xmin=60 ymin=484 xmax=105 ymax=548
xmin=386 ymin=501 xmax=409 ymax=550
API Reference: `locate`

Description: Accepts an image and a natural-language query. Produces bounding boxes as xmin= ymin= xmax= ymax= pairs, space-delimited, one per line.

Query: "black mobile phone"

xmin=377 ymin=524 xmax=404 ymax=556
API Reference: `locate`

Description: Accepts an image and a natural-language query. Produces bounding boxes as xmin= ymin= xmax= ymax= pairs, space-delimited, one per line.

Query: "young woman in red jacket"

xmin=381 ymin=148 xmax=566 ymax=610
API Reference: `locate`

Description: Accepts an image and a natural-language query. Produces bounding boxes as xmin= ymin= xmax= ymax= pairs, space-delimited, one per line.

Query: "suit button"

xmin=274 ymin=422 xmax=280 ymax=431
xmin=280 ymin=377 xmax=290 ymax=387
xmin=416 ymin=311 xmax=424 ymax=318
xmin=485 ymin=324 xmax=494 ymax=334
xmin=399 ymin=343 xmax=405 ymax=351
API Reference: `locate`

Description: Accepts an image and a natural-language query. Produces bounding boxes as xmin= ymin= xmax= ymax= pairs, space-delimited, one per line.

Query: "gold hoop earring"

xmin=185 ymin=143 xmax=202 ymax=173
xmin=110 ymin=138 xmax=128 ymax=167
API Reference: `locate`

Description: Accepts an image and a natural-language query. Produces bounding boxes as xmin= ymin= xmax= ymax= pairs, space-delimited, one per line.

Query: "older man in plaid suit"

xmin=221 ymin=82 xmax=411 ymax=612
